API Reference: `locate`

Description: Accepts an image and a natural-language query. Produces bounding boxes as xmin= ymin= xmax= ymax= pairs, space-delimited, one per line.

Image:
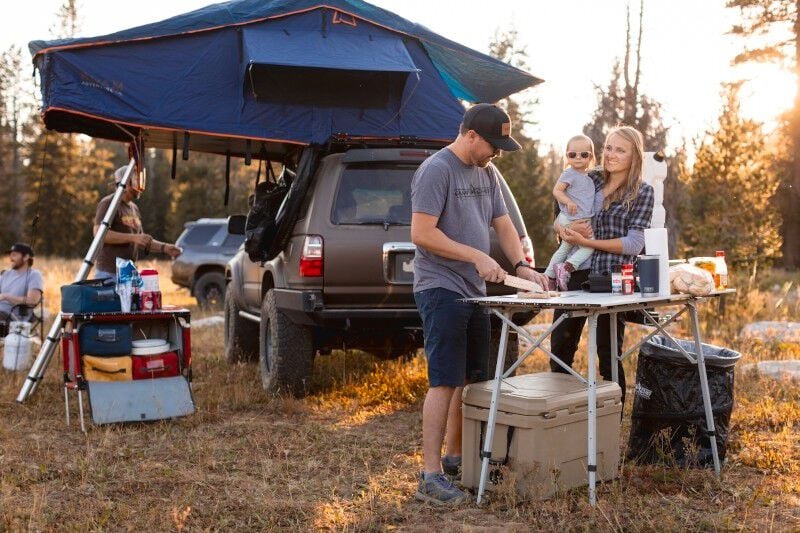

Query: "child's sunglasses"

xmin=567 ymin=151 xmax=591 ymax=159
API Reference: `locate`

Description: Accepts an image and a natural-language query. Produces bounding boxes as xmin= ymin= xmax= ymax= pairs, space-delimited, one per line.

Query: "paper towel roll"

xmin=644 ymin=228 xmax=671 ymax=296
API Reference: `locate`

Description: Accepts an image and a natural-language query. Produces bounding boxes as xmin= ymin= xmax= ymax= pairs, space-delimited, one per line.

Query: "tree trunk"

xmin=12 ymin=95 xmax=23 ymax=240
xmin=787 ymin=0 xmax=800 ymax=268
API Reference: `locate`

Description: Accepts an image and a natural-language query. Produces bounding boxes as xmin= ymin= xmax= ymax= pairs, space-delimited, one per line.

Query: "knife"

xmin=503 ymin=274 xmax=546 ymax=294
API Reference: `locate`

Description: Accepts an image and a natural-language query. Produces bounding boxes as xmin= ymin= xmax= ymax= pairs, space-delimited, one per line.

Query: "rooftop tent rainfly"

xmin=28 ymin=0 xmax=543 ymax=160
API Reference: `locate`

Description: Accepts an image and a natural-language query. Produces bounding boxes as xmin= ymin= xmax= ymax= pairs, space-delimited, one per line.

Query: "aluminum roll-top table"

xmin=462 ymin=289 xmax=735 ymax=506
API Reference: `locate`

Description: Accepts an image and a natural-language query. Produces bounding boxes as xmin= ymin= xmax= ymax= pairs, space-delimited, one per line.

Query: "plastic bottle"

xmin=611 ymin=264 xmax=622 ymax=294
xmin=714 ymin=251 xmax=728 ymax=289
xmin=131 ymin=285 xmax=140 ymax=312
xmin=622 ymin=264 xmax=635 ymax=295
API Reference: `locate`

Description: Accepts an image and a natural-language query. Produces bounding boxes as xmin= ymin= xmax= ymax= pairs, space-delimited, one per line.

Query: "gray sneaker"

xmin=415 ymin=472 xmax=470 ymax=505
xmin=441 ymin=455 xmax=462 ymax=477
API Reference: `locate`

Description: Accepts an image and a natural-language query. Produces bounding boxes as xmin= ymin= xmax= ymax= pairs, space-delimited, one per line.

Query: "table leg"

xmin=476 ymin=312 xmax=510 ymax=504
xmin=64 ymin=387 xmax=70 ymax=426
xmin=610 ymin=311 xmax=619 ymax=385
xmin=587 ymin=312 xmax=598 ymax=506
xmin=688 ymin=302 xmax=721 ymax=475
xmin=78 ymin=389 xmax=86 ymax=434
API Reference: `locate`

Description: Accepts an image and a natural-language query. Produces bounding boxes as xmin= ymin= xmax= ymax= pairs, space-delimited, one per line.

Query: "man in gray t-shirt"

xmin=410 ymin=104 xmax=548 ymax=505
xmin=0 ymin=243 xmax=44 ymax=323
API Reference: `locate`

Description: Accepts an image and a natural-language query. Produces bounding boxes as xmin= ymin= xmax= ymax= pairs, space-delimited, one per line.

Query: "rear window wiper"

xmin=340 ymin=219 xmax=410 ymax=230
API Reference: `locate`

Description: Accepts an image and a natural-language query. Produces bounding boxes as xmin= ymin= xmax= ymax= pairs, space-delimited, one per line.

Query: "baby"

xmin=544 ymin=134 xmax=596 ymax=290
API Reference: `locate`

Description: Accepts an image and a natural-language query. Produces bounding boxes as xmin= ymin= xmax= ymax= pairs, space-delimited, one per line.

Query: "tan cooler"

xmin=461 ymin=372 xmax=622 ymax=500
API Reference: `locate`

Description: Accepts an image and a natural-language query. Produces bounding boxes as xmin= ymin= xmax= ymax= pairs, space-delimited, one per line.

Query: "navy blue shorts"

xmin=414 ymin=287 xmax=490 ymax=387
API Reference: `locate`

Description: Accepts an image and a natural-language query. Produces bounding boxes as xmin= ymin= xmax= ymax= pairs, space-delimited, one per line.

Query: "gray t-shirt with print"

xmin=0 ymin=268 xmax=44 ymax=316
xmin=557 ymin=168 xmax=595 ymax=220
xmin=411 ymin=148 xmax=509 ymax=298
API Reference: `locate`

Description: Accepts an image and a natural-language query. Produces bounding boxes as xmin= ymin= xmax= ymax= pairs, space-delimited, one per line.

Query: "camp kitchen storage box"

xmin=61 ymin=308 xmax=195 ymax=426
xmin=61 ymin=279 xmax=121 ymax=313
xmin=462 ymin=372 xmax=622 ymax=500
xmin=78 ymin=323 xmax=132 ymax=355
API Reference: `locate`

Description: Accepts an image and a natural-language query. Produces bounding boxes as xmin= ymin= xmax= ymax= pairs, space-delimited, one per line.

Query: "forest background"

xmin=0 ymin=0 xmax=796 ymax=271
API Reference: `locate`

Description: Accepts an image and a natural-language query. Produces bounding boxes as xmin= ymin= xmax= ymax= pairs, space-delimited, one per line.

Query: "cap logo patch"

xmin=501 ymin=122 xmax=511 ymax=136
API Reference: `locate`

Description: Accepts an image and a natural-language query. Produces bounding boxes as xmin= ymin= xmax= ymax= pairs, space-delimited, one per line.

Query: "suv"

xmin=225 ymin=144 xmax=535 ymax=396
xmin=171 ymin=218 xmax=245 ymax=308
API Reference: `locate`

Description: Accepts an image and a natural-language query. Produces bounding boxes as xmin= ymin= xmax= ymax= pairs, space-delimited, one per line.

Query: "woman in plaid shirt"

xmin=550 ymin=126 xmax=655 ymax=401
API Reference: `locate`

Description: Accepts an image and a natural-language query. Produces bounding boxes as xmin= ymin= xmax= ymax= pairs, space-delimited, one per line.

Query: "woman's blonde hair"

xmin=563 ymin=134 xmax=595 ymax=170
xmin=600 ymin=126 xmax=644 ymax=210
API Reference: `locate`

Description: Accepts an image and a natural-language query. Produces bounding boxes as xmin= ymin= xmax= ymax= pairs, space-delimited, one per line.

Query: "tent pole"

xmin=16 ymin=158 xmax=136 ymax=403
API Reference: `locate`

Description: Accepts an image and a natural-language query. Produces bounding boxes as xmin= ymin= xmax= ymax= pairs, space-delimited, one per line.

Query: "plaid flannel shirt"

xmin=589 ymin=170 xmax=654 ymax=274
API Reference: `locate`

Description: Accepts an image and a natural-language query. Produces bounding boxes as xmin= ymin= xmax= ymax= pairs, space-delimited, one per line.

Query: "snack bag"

xmin=116 ymin=258 xmax=142 ymax=311
xmin=669 ymin=264 xmax=715 ymax=296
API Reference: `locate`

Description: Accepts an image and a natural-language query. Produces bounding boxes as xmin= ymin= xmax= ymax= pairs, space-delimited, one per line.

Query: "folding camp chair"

xmin=8 ymin=299 xmax=45 ymax=342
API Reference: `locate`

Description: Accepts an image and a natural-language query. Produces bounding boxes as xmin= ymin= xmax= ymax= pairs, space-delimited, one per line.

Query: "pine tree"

xmin=137 ymin=148 xmax=174 ymax=242
xmin=727 ymin=0 xmax=800 ymax=267
xmin=487 ymin=29 xmax=556 ymax=263
xmin=166 ymin=151 xmax=259 ymax=242
xmin=0 ymin=46 xmax=30 ymax=245
xmin=583 ymin=2 xmax=668 ymax=153
xmin=0 ymin=53 xmax=11 ymax=243
xmin=583 ymin=1 xmax=678 ymax=252
xmin=666 ymin=144 xmax=692 ymax=256
xmin=23 ymin=132 xmax=113 ymax=256
xmin=685 ymin=84 xmax=781 ymax=264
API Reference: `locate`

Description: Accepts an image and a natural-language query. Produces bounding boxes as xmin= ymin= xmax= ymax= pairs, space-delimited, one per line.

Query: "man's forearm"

xmin=149 ymin=239 xmax=175 ymax=253
xmin=412 ymin=227 xmax=480 ymax=264
xmin=4 ymin=291 xmax=41 ymax=306
xmin=496 ymin=221 xmax=525 ymax=268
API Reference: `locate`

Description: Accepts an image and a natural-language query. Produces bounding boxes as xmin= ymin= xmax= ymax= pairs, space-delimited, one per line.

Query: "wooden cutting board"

xmin=503 ymin=274 xmax=551 ymax=297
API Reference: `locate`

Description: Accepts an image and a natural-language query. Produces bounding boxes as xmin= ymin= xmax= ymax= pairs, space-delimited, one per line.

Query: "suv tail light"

xmin=520 ymin=235 xmax=534 ymax=265
xmin=299 ymin=235 xmax=323 ymax=277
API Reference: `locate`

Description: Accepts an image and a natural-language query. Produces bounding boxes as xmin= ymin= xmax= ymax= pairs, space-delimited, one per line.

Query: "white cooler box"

xmin=462 ymin=372 xmax=622 ymax=500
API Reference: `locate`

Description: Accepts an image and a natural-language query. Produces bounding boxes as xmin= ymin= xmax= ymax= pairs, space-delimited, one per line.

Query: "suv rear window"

xmin=332 ymin=163 xmax=417 ymax=225
xmin=222 ymin=233 xmax=245 ymax=248
xmin=182 ymin=224 xmax=223 ymax=245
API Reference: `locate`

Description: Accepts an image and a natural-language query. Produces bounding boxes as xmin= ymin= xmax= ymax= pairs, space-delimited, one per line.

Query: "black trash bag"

xmin=244 ymin=180 xmax=288 ymax=263
xmin=627 ymin=335 xmax=741 ymax=468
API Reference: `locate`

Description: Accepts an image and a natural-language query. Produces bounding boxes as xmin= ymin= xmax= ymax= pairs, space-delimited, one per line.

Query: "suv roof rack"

xmin=325 ymin=134 xmax=447 ymax=154
xmin=185 ymin=217 xmax=229 ymax=226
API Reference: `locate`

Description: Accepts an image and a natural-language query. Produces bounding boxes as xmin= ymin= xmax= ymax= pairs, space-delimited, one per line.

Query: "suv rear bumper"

xmin=273 ymin=288 xmax=421 ymax=327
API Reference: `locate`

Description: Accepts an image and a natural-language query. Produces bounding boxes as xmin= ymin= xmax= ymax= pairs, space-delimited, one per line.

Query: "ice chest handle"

xmin=82 ymin=355 xmax=132 ymax=382
xmin=79 ymin=323 xmax=132 ymax=356
xmin=479 ymin=421 xmax=515 ymax=465
xmin=61 ymin=278 xmax=122 ymax=313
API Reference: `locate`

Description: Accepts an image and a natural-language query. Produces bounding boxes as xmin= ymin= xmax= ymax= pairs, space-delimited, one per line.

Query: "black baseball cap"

xmin=8 ymin=243 xmax=34 ymax=257
xmin=462 ymin=103 xmax=521 ymax=152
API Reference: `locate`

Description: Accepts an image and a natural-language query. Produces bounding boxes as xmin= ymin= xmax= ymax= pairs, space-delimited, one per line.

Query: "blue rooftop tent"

xmin=29 ymin=0 xmax=542 ymax=158
xmin=18 ymin=0 xmax=542 ymax=403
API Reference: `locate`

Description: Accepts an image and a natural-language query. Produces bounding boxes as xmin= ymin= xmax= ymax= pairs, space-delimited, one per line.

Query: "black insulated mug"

xmin=638 ymin=255 xmax=660 ymax=296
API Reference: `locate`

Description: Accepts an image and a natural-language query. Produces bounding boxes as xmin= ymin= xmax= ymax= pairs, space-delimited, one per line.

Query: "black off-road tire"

xmin=259 ymin=289 xmax=315 ymax=396
xmin=223 ymin=288 xmax=259 ymax=363
xmin=194 ymin=271 xmax=226 ymax=310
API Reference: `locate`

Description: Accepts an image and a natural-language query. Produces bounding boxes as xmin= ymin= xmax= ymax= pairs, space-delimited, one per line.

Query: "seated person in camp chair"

xmin=93 ymin=166 xmax=182 ymax=280
xmin=0 ymin=243 xmax=44 ymax=336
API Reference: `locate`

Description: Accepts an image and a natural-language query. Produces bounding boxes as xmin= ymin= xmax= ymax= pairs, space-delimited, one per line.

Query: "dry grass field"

xmin=1 ymin=258 xmax=799 ymax=531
